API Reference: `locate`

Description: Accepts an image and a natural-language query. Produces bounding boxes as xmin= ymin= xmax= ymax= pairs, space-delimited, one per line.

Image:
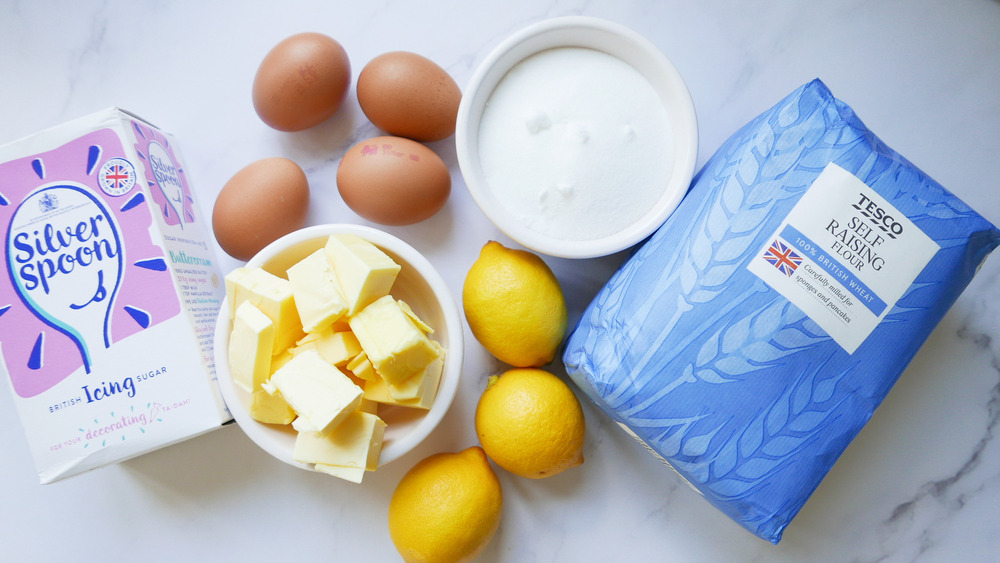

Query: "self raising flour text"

xmin=825 ymin=214 xmax=885 ymax=272
xmin=11 ymin=215 xmax=118 ymax=294
xmin=750 ymin=162 xmax=941 ymax=355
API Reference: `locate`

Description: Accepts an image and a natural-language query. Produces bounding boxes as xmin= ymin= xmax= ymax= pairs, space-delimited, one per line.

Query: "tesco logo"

xmin=852 ymin=193 xmax=903 ymax=239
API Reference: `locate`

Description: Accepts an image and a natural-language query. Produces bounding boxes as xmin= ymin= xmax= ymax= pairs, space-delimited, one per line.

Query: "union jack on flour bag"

xmin=761 ymin=240 xmax=802 ymax=277
xmin=563 ymin=79 xmax=1000 ymax=543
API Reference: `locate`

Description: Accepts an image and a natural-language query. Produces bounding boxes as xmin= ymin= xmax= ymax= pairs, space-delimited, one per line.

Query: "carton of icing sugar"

xmin=0 ymin=108 xmax=231 ymax=483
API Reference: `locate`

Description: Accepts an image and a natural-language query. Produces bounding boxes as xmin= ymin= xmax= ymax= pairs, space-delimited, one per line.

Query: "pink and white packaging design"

xmin=0 ymin=108 xmax=231 ymax=483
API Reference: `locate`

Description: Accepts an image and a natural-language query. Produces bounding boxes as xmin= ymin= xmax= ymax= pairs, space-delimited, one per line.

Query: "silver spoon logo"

xmin=6 ymin=184 xmax=124 ymax=373
xmin=147 ymin=142 xmax=186 ymax=228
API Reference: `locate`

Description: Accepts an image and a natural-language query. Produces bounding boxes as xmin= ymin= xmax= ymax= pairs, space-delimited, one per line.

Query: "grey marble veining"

xmin=1 ymin=1 xmax=998 ymax=561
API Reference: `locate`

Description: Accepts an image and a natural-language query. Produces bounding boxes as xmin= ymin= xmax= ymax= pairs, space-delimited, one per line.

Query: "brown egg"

xmin=213 ymin=157 xmax=309 ymax=260
xmin=252 ymin=33 xmax=351 ymax=132
xmin=337 ymin=136 xmax=451 ymax=225
xmin=356 ymin=52 xmax=462 ymax=142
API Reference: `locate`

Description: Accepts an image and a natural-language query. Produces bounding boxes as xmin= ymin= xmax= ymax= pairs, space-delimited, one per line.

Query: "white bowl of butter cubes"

xmin=214 ymin=224 xmax=463 ymax=482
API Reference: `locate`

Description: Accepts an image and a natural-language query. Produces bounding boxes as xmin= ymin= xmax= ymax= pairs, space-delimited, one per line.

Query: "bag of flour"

xmin=563 ymin=79 xmax=999 ymax=543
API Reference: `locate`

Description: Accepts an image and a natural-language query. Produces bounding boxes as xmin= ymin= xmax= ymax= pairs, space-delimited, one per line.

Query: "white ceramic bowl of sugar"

xmin=456 ymin=16 xmax=698 ymax=259
xmin=214 ymin=224 xmax=464 ymax=471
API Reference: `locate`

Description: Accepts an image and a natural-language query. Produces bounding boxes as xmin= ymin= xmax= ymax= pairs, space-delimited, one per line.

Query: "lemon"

xmin=463 ymin=241 xmax=568 ymax=367
xmin=475 ymin=368 xmax=585 ymax=479
xmin=388 ymin=446 xmax=503 ymax=563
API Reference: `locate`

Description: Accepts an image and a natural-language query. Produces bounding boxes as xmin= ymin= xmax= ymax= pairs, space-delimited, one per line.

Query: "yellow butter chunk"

xmin=288 ymin=333 xmax=319 ymax=357
xmin=314 ymin=464 xmax=366 ymax=483
xmin=271 ymin=349 xmax=294 ymax=373
xmin=363 ymin=356 xmax=443 ymax=410
xmin=312 ymin=328 xmax=362 ymax=366
xmin=289 ymin=329 xmax=361 ymax=366
xmin=295 ymin=332 xmax=320 ymax=346
xmin=329 ymin=319 xmax=352 ymax=332
xmin=389 ymin=353 xmax=444 ymax=401
xmin=230 ymin=267 xmax=303 ymax=354
xmin=343 ymin=371 xmax=366 ymax=389
xmin=250 ymin=388 xmax=296 ymax=425
xmin=346 ymin=351 xmax=377 ymax=382
xmin=358 ymin=398 xmax=379 ymax=415
xmin=224 ymin=267 xmax=250 ymax=318
xmin=325 ymin=234 xmax=401 ymax=315
xmin=229 ymin=301 xmax=274 ymax=393
xmin=266 ymin=349 xmax=363 ymax=433
xmin=397 ymin=299 xmax=434 ymax=334
xmin=293 ymin=411 xmax=387 ymax=483
xmin=286 ymin=249 xmax=349 ymax=333
xmin=349 ymin=295 xmax=440 ymax=386
xmin=289 ymin=331 xmax=320 ymax=354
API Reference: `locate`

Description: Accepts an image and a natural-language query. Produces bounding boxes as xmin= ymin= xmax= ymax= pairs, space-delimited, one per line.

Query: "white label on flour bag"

xmin=747 ymin=163 xmax=939 ymax=353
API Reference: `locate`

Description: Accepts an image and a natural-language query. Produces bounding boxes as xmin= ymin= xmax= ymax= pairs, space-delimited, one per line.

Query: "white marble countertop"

xmin=2 ymin=1 xmax=999 ymax=561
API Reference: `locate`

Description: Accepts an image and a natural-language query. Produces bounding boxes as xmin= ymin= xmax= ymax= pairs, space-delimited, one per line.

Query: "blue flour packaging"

xmin=563 ymin=79 xmax=1000 ymax=543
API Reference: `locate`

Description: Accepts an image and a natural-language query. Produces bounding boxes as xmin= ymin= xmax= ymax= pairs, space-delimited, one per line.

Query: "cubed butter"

xmin=271 ymin=349 xmax=294 ymax=373
xmin=389 ymin=354 xmax=444 ymax=401
xmin=250 ymin=388 xmax=296 ymax=425
xmin=329 ymin=319 xmax=352 ymax=332
xmin=229 ymin=301 xmax=274 ymax=393
xmin=349 ymin=296 xmax=440 ymax=386
xmin=325 ymin=234 xmax=400 ymax=315
xmin=266 ymin=349 xmax=363 ymax=433
xmin=225 ymin=233 xmax=447 ymax=482
xmin=313 ymin=328 xmax=362 ymax=366
xmin=224 ymin=267 xmax=250 ymax=318
xmin=343 ymin=371 xmax=366 ymax=388
xmin=286 ymin=249 xmax=349 ymax=333
xmin=314 ymin=464 xmax=365 ymax=484
xmin=230 ymin=267 xmax=303 ymax=354
xmin=346 ymin=351 xmax=377 ymax=382
xmin=288 ymin=329 xmax=361 ymax=366
xmin=293 ymin=410 xmax=387 ymax=483
xmin=398 ymin=299 xmax=434 ymax=334
xmin=291 ymin=416 xmax=318 ymax=433
xmin=289 ymin=338 xmax=318 ymax=357
xmin=358 ymin=398 xmax=379 ymax=415
xmin=363 ymin=356 xmax=442 ymax=410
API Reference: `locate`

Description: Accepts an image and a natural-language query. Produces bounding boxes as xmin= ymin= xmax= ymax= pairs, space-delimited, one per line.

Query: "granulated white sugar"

xmin=478 ymin=47 xmax=673 ymax=241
